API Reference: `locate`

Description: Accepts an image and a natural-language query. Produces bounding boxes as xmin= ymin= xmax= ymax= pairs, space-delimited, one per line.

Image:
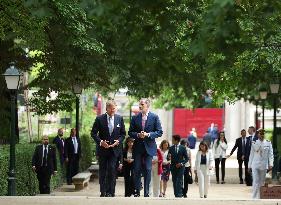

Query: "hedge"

xmin=0 ymin=133 xmax=94 ymax=196
xmin=0 ymin=143 xmax=63 ymax=196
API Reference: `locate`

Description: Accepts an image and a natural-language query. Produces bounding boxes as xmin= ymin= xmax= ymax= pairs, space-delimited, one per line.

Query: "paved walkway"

xmin=54 ymin=177 xmax=252 ymax=199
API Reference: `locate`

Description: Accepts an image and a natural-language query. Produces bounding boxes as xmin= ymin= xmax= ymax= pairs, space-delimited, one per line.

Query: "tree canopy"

xmin=0 ymin=0 xmax=281 ymax=115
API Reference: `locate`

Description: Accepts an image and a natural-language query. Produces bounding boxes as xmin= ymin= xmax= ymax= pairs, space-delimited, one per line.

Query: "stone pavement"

xmin=1 ymin=142 xmax=280 ymax=205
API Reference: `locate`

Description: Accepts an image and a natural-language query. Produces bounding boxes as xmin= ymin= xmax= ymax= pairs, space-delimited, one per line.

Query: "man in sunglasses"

xmin=248 ymin=129 xmax=274 ymax=199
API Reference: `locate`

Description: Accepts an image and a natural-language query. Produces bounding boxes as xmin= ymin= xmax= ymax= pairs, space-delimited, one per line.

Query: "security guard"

xmin=248 ymin=129 xmax=273 ymax=199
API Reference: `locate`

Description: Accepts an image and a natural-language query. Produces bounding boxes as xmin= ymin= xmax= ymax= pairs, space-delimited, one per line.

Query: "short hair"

xmin=58 ymin=128 xmax=63 ymax=133
xmin=140 ymin=98 xmax=150 ymax=107
xmin=160 ymin=140 xmax=170 ymax=150
xmin=42 ymin=135 xmax=49 ymax=140
xmin=106 ymin=100 xmax=117 ymax=108
xmin=172 ymin=134 xmax=181 ymax=142
xmin=199 ymin=141 xmax=208 ymax=152
xmin=180 ymin=139 xmax=189 ymax=146
xmin=249 ymin=126 xmax=256 ymax=132
xmin=241 ymin=129 xmax=246 ymax=133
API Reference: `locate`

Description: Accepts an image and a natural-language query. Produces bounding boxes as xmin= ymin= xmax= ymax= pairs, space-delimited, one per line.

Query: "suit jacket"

xmin=91 ymin=113 xmax=126 ymax=157
xmin=64 ymin=136 xmax=81 ymax=159
xmin=128 ymin=112 xmax=163 ymax=156
xmin=230 ymin=137 xmax=250 ymax=160
xmin=32 ymin=144 xmax=57 ymax=175
xmin=194 ymin=150 xmax=214 ymax=173
xmin=53 ymin=135 xmax=65 ymax=163
xmin=168 ymin=144 xmax=188 ymax=171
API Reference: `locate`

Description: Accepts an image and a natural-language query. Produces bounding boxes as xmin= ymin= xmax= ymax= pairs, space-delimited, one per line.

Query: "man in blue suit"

xmin=168 ymin=135 xmax=188 ymax=197
xmin=91 ymin=100 xmax=126 ymax=197
xmin=128 ymin=98 xmax=163 ymax=197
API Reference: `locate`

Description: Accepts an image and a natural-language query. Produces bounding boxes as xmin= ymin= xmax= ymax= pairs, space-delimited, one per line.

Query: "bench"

xmin=88 ymin=164 xmax=99 ymax=182
xmin=72 ymin=172 xmax=92 ymax=190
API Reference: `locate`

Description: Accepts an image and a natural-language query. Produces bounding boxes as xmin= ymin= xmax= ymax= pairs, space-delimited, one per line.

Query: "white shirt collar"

xmin=142 ymin=111 xmax=149 ymax=116
xmin=106 ymin=113 xmax=114 ymax=120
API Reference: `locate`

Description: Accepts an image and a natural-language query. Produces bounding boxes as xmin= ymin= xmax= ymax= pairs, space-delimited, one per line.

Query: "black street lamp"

xmin=2 ymin=64 xmax=22 ymax=196
xmin=260 ymin=91 xmax=267 ymax=129
xmin=270 ymin=83 xmax=280 ymax=180
xmin=73 ymin=84 xmax=82 ymax=138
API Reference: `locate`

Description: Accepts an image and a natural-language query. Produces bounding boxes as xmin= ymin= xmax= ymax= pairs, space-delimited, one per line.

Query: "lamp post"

xmin=2 ymin=64 xmax=22 ymax=196
xmin=270 ymin=83 xmax=280 ymax=180
xmin=260 ymin=91 xmax=267 ymax=129
xmin=73 ymin=84 xmax=82 ymax=138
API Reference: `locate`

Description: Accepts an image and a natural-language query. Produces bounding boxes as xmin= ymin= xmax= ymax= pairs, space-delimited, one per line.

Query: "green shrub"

xmin=79 ymin=134 xmax=94 ymax=171
xmin=0 ymin=143 xmax=63 ymax=196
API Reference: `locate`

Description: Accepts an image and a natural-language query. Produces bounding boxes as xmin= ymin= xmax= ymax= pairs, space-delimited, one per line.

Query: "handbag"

xmin=187 ymin=170 xmax=193 ymax=184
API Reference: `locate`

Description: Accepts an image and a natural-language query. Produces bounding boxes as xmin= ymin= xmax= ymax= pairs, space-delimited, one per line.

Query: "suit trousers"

xmin=36 ymin=167 xmax=51 ymax=194
xmin=66 ymin=154 xmax=79 ymax=184
xmin=149 ymin=162 xmax=160 ymax=197
xmin=238 ymin=159 xmax=248 ymax=182
xmin=134 ymin=146 xmax=152 ymax=197
xmin=183 ymin=166 xmax=191 ymax=196
xmin=197 ymin=165 xmax=210 ymax=197
xmin=252 ymin=168 xmax=266 ymax=199
xmin=215 ymin=158 xmax=226 ymax=182
xmin=123 ymin=165 xmax=135 ymax=197
xmin=171 ymin=167 xmax=184 ymax=197
xmin=99 ymin=150 xmax=118 ymax=195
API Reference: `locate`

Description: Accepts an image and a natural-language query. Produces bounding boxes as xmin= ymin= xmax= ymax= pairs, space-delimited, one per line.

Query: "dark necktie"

xmin=175 ymin=145 xmax=178 ymax=154
xmin=43 ymin=145 xmax=47 ymax=166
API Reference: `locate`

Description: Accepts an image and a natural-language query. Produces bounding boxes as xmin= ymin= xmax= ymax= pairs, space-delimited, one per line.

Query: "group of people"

xmin=227 ymin=127 xmax=274 ymax=199
xmin=31 ymin=97 xmax=274 ymax=199
xmin=91 ymin=98 xmax=214 ymax=198
xmin=32 ymin=128 xmax=82 ymax=194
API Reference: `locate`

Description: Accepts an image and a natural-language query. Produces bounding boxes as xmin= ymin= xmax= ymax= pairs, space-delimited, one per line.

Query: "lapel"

xmin=103 ymin=114 xmax=110 ymax=135
xmin=112 ymin=114 xmax=118 ymax=135
xmin=137 ymin=112 xmax=142 ymax=129
xmin=39 ymin=144 xmax=44 ymax=158
xmin=144 ymin=112 xmax=150 ymax=130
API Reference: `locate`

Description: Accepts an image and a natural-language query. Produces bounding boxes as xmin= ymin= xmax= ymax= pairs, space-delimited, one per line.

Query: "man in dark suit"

xmin=64 ymin=128 xmax=81 ymax=185
xmin=228 ymin=129 xmax=250 ymax=184
xmin=128 ymin=98 xmax=163 ymax=197
xmin=248 ymin=126 xmax=258 ymax=142
xmin=91 ymin=99 xmax=126 ymax=197
xmin=53 ymin=128 xmax=65 ymax=166
xmin=168 ymin=135 xmax=188 ymax=197
xmin=32 ymin=135 xmax=57 ymax=194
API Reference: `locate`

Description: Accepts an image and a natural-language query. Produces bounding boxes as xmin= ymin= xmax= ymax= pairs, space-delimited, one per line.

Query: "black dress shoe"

xmin=134 ymin=193 xmax=140 ymax=197
xmin=240 ymin=180 xmax=243 ymax=184
xmin=100 ymin=193 xmax=106 ymax=197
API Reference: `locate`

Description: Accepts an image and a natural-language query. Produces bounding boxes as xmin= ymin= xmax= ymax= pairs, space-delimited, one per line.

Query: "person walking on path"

xmin=91 ymin=99 xmax=126 ymax=197
xmin=160 ymin=139 xmax=170 ymax=197
xmin=123 ymin=137 xmax=135 ymax=197
xmin=180 ymin=139 xmax=192 ymax=198
xmin=53 ymin=128 xmax=65 ymax=166
xmin=32 ymin=135 xmax=57 ymax=194
xmin=150 ymin=148 xmax=163 ymax=197
xmin=128 ymin=98 xmax=163 ymax=197
xmin=168 ymin=135 xmax=188 ymax=198
xmin=194 ymin=141 xmax=214 ymax=198
xmin=187 ymin=131 xmax=196 ymax=149
xmin=248 ymin=129 xmax=273 ymax=199
xmin=213 ymin=131 xmax=228 ymax=184
xmin=227 ymin=129 xmax=250 ymax=184
xmin=64 ymin=128 xmax=81 ymax=185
